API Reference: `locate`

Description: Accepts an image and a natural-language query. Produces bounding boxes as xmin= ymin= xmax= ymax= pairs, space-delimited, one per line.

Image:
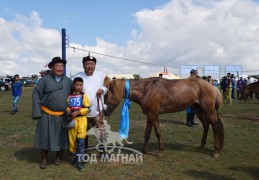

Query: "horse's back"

xmin=139 ymin=78 xmax=218 ymax=113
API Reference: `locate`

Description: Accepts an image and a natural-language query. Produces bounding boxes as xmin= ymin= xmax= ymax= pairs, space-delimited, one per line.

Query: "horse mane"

xmin=103 ymin=76 xmax=125 ymax=101
xmin=113 ymin=79 xmax=125 ymax=100
xmin=103 ymin=76 xmax=111 ymax=88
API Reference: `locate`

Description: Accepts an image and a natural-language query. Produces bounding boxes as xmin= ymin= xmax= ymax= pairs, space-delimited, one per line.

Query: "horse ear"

xmin=103 ymin=76 xmax=111 ymax=88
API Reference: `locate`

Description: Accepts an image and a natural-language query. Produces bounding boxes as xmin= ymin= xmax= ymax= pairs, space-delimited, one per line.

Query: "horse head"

xmin=103 ymin=76 xmax=125 ymax=116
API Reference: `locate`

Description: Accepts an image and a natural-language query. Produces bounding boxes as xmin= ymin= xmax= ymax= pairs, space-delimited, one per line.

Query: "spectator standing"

xmin=231 ymin=74 xmax=236 ymax=99
xmin=220 ymin=76 xmax=228 ymax=97
xmin=225 ymin=73 xmax=232 ymax=104
xmin=237 ymin=77 xmax=246 ymax=99
xmin=186 ymin=69 xmax=198 ymax=127
xmin=11 ymin=74 xmax=24 ymax=114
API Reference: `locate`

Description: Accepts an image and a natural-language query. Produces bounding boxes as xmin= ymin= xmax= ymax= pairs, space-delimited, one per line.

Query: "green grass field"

xmin=0 ymin=87 xmax=258 ymax=179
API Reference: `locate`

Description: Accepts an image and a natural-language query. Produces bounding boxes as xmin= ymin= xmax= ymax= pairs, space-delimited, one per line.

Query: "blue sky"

xmin=0 ymin=0 xmax=259 ymax=78
xmin=1 ymin=0 xmax=169 ymax=45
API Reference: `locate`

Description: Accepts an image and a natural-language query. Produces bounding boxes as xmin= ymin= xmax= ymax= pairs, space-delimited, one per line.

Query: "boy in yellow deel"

xmin=66 ymin=77 xmax=90 ymax=171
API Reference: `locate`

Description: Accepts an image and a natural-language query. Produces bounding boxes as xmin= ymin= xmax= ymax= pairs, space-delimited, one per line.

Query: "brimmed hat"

xmin=63 ymin=117 xmax=75 ymax=130
xmin=48 ymin=57 xmax=67 ymax=69
xmin=82 ymin=56 xmax=96 ymax=64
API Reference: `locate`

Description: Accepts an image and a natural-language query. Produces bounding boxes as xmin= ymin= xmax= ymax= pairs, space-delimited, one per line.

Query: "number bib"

xmin=69 ymin=94 xmax=83 ymax=111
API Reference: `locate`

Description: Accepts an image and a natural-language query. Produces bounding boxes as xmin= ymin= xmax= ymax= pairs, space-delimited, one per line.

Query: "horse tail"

xmin=215 ymin=88 xmax=223 ymax=111
xmin=215 ymin=88 xmax=224 ymax=149
xmin=217 ymin=115 xmax=224 ymax=150
xmin=124 ymin=139 xmax=133 ymax=144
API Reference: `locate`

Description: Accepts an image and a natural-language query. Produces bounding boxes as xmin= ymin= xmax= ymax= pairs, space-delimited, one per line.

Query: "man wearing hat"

xmin=74 ymin=55 xmax=107 ymax=153
xmin=186 ymin=69 xmax=199 ymax=127
xmin=32 ymin=56 xmax=73 ymax=169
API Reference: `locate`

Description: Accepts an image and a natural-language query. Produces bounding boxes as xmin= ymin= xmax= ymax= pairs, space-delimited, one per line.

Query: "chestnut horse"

xmin=103 ymin=77 xmax=224 ymax=158
xmin=239 ymin=81 xmax=259 ymax=102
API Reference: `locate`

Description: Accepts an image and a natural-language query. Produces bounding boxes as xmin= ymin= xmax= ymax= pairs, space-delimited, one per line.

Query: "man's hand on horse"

xmin=96 ymin=89 xmax=104 ymax=96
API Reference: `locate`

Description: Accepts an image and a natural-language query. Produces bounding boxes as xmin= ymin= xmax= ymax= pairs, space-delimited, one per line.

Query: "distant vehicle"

xmin=0 ymin=80 xmax=10 ymax=91
xmin=21 ymin=79 xmax=34 ymax=87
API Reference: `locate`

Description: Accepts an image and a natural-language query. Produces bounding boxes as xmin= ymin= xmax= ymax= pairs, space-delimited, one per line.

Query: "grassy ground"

xmin=0 ymin=87 xmax=258 ymax=179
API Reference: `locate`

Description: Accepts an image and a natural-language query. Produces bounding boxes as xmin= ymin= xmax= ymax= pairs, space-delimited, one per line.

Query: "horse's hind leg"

xmin=210 ymin=122 xmax=220 ymax=158
xmin=154 ymin=119 xmax=164 ymax=157
xmin=196 ymin=110 xmax=209 ymax=149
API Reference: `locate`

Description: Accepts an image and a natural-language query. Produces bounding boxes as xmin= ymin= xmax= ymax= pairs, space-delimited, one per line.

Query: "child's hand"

xmin=66 ymin=109 xmax=71 ymax=115
xmin=71 ymin=111 xmax=80 ymax=118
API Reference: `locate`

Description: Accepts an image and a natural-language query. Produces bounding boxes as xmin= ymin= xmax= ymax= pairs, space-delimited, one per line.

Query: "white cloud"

xmin=0 ymin=11 xmax=61 ymax=76
xmin=1 ymin=0 xmax=259 ymax=78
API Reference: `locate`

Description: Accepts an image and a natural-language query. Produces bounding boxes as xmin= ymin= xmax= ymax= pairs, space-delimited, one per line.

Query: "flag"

xmin=44 ymin=63 xmax=48 ymax=68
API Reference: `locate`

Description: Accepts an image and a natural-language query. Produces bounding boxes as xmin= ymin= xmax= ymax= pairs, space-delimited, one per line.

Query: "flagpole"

xmin=62 ymin=28 xmax=66 ymax=75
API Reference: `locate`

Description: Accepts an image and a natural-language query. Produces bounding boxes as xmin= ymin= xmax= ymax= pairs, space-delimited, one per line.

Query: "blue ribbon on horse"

xmin=119 ymin=79 xmax=131 ymax=139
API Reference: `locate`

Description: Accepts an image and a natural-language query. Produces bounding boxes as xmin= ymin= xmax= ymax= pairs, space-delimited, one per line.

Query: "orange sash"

xmin=41 ymin=105 xmax=64 ymax=116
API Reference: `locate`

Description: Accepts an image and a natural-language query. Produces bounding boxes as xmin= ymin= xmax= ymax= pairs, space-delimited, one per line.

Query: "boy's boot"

xmin=76 ymin=139 xmax=85 ymax=172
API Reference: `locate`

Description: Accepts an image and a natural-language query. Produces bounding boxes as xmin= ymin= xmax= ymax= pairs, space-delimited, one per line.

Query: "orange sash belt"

xmin=41 ymin=105 xmax=64 ymax=116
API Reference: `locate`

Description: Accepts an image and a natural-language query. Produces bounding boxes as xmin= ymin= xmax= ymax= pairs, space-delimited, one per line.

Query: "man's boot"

xmin=40 ymin=149 xmax=48 ymax=169
xmin=191 ymin=114 xmax=198 ymax=125
xmin=186 ymin=114 xmax=192 ymax=127
xmin=54 ymin=150 xmax=63 ymax=165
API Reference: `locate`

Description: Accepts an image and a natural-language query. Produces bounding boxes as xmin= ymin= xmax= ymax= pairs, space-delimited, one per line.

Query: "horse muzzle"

xmin=103 ymin=107 xmax=112 ymax=116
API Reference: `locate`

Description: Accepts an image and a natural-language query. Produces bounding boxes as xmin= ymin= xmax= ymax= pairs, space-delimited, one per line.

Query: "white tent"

xmin=150 ymin=72 xmax=181 ymax=79
xmin=107 ymin=73 xmax=135 ymax=79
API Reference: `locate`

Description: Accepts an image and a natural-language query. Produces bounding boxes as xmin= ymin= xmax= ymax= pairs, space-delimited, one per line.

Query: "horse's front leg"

xmin=143 ymin=115 xmax=154 ymax=155
xmin=154 ymin=119 xmax=164 ymax=158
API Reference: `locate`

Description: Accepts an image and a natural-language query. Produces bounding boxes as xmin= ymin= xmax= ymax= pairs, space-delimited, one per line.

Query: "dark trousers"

xmin=231 ymin=88 xmax=235 ymax=99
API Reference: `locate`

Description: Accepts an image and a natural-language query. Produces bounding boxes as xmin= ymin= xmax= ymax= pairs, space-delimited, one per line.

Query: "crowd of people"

xmin=219 ymin=73 xmax=256 ymax=104
xmin=183 ymin=69 xmax=258 ymax=126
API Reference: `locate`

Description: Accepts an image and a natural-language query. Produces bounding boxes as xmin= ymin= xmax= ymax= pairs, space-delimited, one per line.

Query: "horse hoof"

xmin=156 ymin=152 xmax=164 ymax=158
xmin=211 ymin=153 xmax=219 ymax=158
xmin=198 ymin=145 xmax=205 ymax=150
